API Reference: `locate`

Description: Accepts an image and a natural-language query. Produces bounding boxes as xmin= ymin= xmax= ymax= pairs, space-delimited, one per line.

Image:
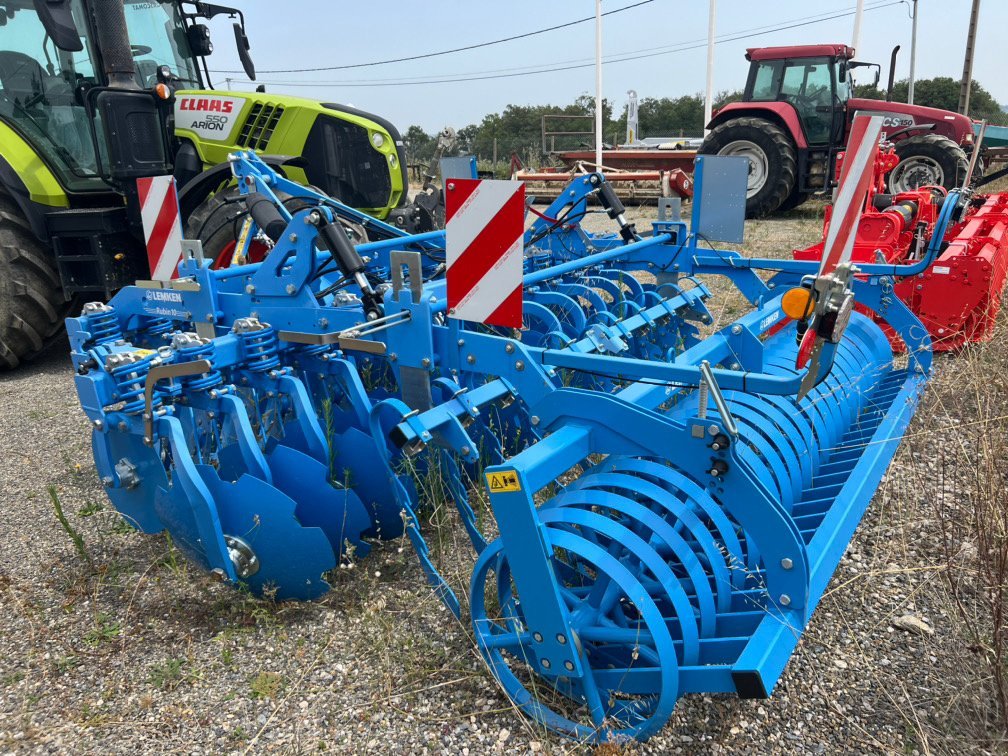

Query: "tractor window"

xmin=750 ymin=61 xmax=782 ymax=101
xmin=780 ymin=58 xmax=835 ymax=144
xmin=780 ymin=59 xmax=833 ymax=105
xmin=0 ymin=0 xmax=103 ymax=189
xmin=123 ymin=1 xmax=200 ymax=88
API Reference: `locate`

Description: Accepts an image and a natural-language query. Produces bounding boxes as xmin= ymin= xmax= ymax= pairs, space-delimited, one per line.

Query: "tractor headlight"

xmin=371 ymin=132 xmax=385 ymax=149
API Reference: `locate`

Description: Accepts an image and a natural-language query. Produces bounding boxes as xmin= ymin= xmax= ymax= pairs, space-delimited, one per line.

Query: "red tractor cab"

xmin=700 ymin=44 xmax=975 ymax=216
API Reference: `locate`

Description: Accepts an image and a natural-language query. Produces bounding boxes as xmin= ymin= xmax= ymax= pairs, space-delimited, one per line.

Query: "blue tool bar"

xmin=427 ymin=233 xmax=675 ymax=315
xmin=523 ymin=233 xmax=673 ymax=286
xmin=211 ymin=230 xmax=448 ymax=282
xmin=535 ymin=347 xmax=802 ymax=395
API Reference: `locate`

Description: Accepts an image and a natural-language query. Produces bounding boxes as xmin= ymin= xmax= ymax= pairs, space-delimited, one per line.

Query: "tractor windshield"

xmin=0 ymin=0 xmax=104 ymax=190
xmin=122 ymin=1 xmax=200 ymax=88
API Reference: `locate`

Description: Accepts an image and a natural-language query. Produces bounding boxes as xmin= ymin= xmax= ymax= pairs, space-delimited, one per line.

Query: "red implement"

xmin=795 ymin=146 xmax=1008 ymax=351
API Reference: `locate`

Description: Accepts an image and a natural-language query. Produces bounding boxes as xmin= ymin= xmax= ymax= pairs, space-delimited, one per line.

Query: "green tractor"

xmin=0 ymin=0 xmax=419 ymax=370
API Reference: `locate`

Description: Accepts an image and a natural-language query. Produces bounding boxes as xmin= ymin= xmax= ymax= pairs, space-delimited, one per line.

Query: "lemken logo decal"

xmin=759 ymin=312 xmax=780 ymax=332
xmin=147 ymin=290 xmax=184 ymax=304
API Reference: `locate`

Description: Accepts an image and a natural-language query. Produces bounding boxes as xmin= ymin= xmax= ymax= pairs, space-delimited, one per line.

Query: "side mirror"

xmin=186 ymin=23 xmax=213 ymax=57
xmin=233 ymin=23 xmax=255 ymax=81
xmin=32 ymin=0 xmax=84 ymax=52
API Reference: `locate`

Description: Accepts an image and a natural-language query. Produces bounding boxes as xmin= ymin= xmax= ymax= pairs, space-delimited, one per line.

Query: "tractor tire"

xmin=778 ymin=189 xmax=811 ymax=213
xmin=183 ymin=187 xmax=249 ymax=268
xmin=184 ymin=187 xmax=325 ymax=268
xmin=889 ymin=134 xmax=968 ymax=194
xmin=699 ymin=117 xmax=798 ymax=217
xmin=0 ymin=193 xmax=68 ymax=371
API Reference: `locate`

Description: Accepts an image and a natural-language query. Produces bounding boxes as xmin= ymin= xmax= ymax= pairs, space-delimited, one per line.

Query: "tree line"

xmin=402 ymin=76 xmax=1004 ymax=167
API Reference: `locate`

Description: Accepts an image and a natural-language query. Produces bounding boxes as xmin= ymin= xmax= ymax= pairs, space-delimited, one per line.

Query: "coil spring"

xmin=235 ymin=321 xmax=281 ymax=373
xmin=171 ymin=335 xmax=223 ymax=392
xmin=296 ymin=342 xmax=331 ymax=359
xmin=106 ymin=352 xmax=157 ymax=414
xmin=82 ymin=303 xmax=122 ymax=346
xmin=139 ymin=316 xmax=175 ymax=339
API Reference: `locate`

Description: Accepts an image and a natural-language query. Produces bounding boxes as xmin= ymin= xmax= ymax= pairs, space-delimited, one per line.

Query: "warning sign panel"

xmin=485 ymin=470 xmax=522 ymax=493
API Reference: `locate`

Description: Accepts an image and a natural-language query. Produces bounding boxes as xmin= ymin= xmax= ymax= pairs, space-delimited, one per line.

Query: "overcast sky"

xmin=202 ymin=0 xmax=1004 ymax=133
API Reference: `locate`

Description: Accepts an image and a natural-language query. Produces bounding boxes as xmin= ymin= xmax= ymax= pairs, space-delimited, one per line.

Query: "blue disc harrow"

xmin=67 ymin=152 xmax=933 ymax=742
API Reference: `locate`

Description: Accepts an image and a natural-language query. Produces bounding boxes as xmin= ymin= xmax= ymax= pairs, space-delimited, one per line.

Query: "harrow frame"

xmin=67 ymin=151 xmax=935 ymax=742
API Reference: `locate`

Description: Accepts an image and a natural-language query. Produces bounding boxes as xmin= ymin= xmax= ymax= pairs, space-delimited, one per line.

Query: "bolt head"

xmin=540 ymin=658 xmax=551 ymax=669
xmin=245 ymin=284 xmax=256 ymax=295
xmin=421 ymin=358 xmax=431 ymax=368
xmin=288 ymin=233 xmax=298 ymax=243
xmin=708 ymin=425 xmax=721 ymax=436
xmin=781 ymin=558 xmax=793 ymax=570
xmin=466 ymin=355 xmax=476 ymax=364
xmin=505 ymin=343 xmax=515 ymax=353
xmin=564 ymin=660 xmax=575 ymax=671
xmin=731 ymin=325 xmax=743 ymax=335
xmin=532 ymin=632 xmax=543 ymax=642
xmin=556 ymin=633 xmax=567 ymax=645
xmin=515 ymin=360 xmax=525 ymax=371
xmin=530 ymin=416 xmax=540 ymax=426
xmin=457 ymin=339 xmax=465 ymax=347
xmin=779 ymin=594 xmax=791 ymax=606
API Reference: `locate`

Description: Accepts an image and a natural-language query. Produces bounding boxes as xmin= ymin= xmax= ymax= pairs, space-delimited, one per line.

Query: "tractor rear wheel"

xmin=699 ymin=117 xmax=798 ymax=217
xmin=889 ymin=134 xmax=968 ymax=193
xmin=778 ymin=189 xmax=811 ymax=213
xmin=0 ymin=193 xmax=68 ymax=370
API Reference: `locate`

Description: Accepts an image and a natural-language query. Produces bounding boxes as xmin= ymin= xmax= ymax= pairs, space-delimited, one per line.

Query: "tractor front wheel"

xmin=0 ymin=193 xmax=69 ymax=370
xmin=183 ymin=188 xmax=265 ymax=269
xmin=889 ymin=134 xmax=968 ymax=193
xmin=699 ymin=117 xmax=798 ymax=217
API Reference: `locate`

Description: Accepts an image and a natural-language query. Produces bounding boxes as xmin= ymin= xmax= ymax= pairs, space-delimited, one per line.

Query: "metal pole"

xmin=703 ymin=0 xmax=716 ymax=134
xmin=958 ymin=0 xmax=982 ymax=115
xmin=852 ymin=0 xmax=865 ymax=52
xmin=594 ymin=0 xmax=603 ymax=169
xmin=908 ymin=0 xmax=919 ymax=104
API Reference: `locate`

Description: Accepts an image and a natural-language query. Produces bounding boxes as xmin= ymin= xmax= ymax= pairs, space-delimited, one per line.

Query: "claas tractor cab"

xmin=0 ymin=0 xmax=415 ymax=370
xmin=700 ymin=44 xmax=975 ymax=216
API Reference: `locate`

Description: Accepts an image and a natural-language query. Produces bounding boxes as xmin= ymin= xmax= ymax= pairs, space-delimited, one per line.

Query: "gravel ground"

xmin=0 ymin=203 xmax=1005 ymax=754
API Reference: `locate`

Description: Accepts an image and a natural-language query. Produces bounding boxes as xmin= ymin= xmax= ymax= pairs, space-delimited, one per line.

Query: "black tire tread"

xmin=0 ymin=193 xmax=68 ymax=371
xmin=699 ymin=116 xmax=798 ymax=217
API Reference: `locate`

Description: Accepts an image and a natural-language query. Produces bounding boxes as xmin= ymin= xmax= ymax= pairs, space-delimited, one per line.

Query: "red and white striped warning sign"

xmin=819 ymin=113 xmax=885 ymax=275
xmin=446 ymin=178 xmax=525 ymax=328
xmin=137 ymin=175 xmax=184 ymax=281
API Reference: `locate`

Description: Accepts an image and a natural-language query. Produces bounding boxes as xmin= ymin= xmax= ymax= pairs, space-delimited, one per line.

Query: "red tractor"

xmin=700 ymin=44 xmax=976 ymax=216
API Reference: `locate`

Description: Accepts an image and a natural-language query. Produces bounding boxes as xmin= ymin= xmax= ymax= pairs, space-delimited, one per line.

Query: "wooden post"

xmin=958 ymin=0 xmax=982 ymax=115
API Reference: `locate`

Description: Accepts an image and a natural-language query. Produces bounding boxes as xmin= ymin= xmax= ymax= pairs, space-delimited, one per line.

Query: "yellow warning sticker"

xmin=485 ymin=470 xmax=522 ymax=493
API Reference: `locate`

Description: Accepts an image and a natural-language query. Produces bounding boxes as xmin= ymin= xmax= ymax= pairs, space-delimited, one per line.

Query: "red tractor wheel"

xmin=699 ymin=117 xmax=798 ymax=217
xmin=889 ymin=134 xmax=968 ymax=194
